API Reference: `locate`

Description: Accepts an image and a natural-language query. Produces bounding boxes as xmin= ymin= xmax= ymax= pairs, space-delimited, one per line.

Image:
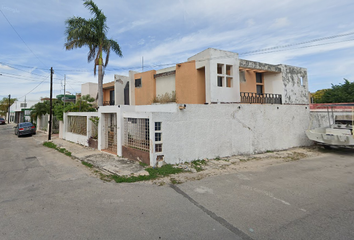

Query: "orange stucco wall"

xmin=103 ymin=88 xmax=113 ymax=102
xmin=239 ymin=70 xmax=263 ymax=93
xmin=175 ymin=61 xmax=205 ymax=104
xmin=103 ymin=81 xmax=115 ymax=103
xmin=134 ymin=70 xmax=156 ymax=105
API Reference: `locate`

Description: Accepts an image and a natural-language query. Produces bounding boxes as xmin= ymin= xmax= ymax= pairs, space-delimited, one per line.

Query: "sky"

xmin=1 ymin=0 xmax=354 ymax=101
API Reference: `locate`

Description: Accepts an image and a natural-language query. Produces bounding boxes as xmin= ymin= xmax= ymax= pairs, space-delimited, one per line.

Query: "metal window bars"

xmin=124 ymin=118 xmax=150 ymax=152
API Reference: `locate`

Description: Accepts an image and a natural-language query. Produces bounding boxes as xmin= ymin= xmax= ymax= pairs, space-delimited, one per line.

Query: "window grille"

xmin=124 ymin=118 xmax=150 ymax=151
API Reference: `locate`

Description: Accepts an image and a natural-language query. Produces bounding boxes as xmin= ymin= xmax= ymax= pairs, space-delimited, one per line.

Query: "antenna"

xmin=142 ymin=56 xmax=144 ymax=72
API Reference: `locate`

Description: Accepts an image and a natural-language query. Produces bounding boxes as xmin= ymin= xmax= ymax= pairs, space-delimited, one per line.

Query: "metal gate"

xmin=104 ymin=113 xmax=117 ymax=154
xmin=122 ymin=117 xmax=150 ymax=165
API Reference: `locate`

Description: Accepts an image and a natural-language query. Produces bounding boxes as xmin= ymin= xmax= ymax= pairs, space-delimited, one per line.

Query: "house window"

xmin=135 ymin=78 xmax=142 ymax=88
xmin=217 ymin=64 xmax=224 ymax=74
xmin=217 ymin=63 xmax=233 ymax=88
xmin=155 ymin=122 xmax=161 ymax=131
xmin=226 ymin=77 xmax=232 ymax=88
xmin=155 ymin=132 xmax=161 ymax=142
xmin=20 ymin=103 xmax=27 ymax=108
xmin=226 ymin=65 xmax=232 ymax=76
xmin=155 ymin=144 xmax=162 ymax=152
xmin=256 ymin=85 xmax=263 ymax=95
xmin=217 ymin=76 xmax=223 ymax=87
xmin=256 ymin=73 xmax=263 ymax=83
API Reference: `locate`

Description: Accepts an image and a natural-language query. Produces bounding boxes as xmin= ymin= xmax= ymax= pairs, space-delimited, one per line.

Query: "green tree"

xmin=64 ymin=0 xmax=123 ymax=106
xmin=311 ymin=89 xmax=329 ymax=103
xmin=54 ymin=94 xmax=97 ymax=121
xmin=31 ymin=101 xmax=50 ymax=120
xmin=316 ymin=79 xmax=354 ymax=103
xmin=0 ymin=97 xmax=17 ymax=120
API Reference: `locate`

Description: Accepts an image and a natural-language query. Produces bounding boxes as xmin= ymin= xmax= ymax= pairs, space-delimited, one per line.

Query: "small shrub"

xmin=152 ymin=91 xmax=176 ymax=104
xmin=191 ymin=159 xmax=207 ymax=172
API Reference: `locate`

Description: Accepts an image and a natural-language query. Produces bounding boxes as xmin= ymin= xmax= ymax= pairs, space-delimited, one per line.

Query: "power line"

xmin=0 ymin=72 xmax=50 ymax=82
xmin=0 ymin=9 xmax=48 ymax=69
xmin=241 ymin=38 xmax=354 ymax=57
xmin=238 ymin=31 xmax=354 ymax=55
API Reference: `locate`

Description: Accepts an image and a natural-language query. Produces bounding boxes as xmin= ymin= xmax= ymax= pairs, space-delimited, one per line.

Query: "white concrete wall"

xmin=264 ymin=72 xmax=283 ymax=95
xmin=150 ymin=104 xmax=311 ymax=164
xmin=189 ymin=48 xmax=240 ymax=103
xmin=129 ymin=71 xmax=139 ymax=106
xmin=280 ymin=65 xmax=309 ymax=104
xmin=81 ymin=82 xmax=98 ymax=99
xmin=114 ymin=74 xmax=129 ymax=105
xmin=156 ymin=74 xmax=176 ymax=97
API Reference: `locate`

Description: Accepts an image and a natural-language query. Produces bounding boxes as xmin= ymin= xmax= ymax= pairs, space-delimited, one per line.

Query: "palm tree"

xmin=64 ymin=0 xmax=122 ymax=106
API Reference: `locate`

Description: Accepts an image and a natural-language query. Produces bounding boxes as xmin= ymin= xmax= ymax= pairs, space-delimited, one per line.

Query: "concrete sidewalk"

xmin=33 ymin=131 xmax=148 ymax=177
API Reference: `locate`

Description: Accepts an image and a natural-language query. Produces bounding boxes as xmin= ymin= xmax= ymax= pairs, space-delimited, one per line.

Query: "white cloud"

xmin=271 ymin=17 xmax=290 ymax=29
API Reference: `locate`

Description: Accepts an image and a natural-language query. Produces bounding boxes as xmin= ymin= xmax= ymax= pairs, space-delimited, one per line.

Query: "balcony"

xmin=240 ymin=92 xmax=282 ymax=104
xmin=103 ymin=100 xmax=115 ymax=106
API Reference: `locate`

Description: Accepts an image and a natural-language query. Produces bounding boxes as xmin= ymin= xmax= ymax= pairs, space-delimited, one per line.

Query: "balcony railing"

xmin=240 ymin=92 xmax=282 ymax=104
xmin=103 ymin=100 xmax=115 ymax=106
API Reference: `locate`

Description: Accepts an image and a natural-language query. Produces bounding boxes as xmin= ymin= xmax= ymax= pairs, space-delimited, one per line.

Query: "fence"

xmin=240 ymin=92 xmax=282 ymax=104
xmin=63 ymin=112 xmax=99 ymax=147
xmin=123 ymin=118 xmax=150 ymax=151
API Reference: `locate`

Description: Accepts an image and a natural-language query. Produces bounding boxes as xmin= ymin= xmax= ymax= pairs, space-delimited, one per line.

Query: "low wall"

xmin=310 ymin=110 xmax=353 ymax=129
xmin=151 ymin=104 xmax=311 ymax=164
xmin=63 ymin=112 xmax=99 ymax=147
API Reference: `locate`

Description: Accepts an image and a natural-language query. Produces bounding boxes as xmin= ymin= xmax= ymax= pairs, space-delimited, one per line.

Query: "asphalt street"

xmin=1 ymin=123 xmax=354 ymax=240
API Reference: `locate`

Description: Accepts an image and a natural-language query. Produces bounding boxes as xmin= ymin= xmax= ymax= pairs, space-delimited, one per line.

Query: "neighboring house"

xmin=9 ymin=100 xmax=38 ymax=123
xmin=81 ymin=76 xmax=130 ymax=107
xmin=118 ymin=48 xmax=309 ymax=106
xmin=81 ymin=82 xmax=98 ymax=100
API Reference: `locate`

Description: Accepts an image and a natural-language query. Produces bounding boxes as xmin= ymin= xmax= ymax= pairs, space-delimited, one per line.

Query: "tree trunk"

xmin=98 ymin=64 xmax=103 ymax=106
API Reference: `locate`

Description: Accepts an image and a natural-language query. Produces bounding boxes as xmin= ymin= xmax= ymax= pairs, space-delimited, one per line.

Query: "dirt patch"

xmin=149 ymin=147 xmax=322 ymax=185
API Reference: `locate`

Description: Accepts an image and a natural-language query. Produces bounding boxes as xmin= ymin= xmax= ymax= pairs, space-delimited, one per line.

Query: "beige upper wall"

xmin=134 ymin=70 xmax=156 ymax=105
xmin=175 ymin=60 xmax=205 ymax=104
xmin=156 ymin=74 xmax=176 ymax=97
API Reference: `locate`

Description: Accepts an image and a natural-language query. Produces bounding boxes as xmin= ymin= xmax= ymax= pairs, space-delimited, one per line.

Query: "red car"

xmin=0 ymin=118 xmax=5 ymax=125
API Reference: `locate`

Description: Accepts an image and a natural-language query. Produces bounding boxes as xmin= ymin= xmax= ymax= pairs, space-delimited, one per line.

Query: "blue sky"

xmin=1 ymin=0 xmax=354 ymax=101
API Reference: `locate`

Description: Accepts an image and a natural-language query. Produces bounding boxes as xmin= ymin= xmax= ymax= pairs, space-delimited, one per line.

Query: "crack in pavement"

xmin=170 ymin=184 xmax=253 ymax=240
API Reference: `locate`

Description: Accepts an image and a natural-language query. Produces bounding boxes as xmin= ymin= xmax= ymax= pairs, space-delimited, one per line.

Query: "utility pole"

xmin=7 ymin=94 xmax=10 ymax=124
xmin=48 ymin=67 xmax=53 ymax=141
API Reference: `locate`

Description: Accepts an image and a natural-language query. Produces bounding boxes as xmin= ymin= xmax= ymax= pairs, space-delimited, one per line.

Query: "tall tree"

xmin=0 ymin=97 xmax=17 ymax=120
xmin=314 ymin=79 xmax=354 ymax=103
xmin=64 ymin=0 xmax=122 ymax=106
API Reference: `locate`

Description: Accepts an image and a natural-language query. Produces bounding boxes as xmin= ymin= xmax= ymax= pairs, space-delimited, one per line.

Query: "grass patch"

xmin=99 ymin=164 xmax=185 ymax=183
xmin=43 ymin=141 xmax=72 ymax=157
xmin=139 ymin=162 xmax=148 ymax=167
xmin=214 ymin=156 xmax=221 ymax=161
xmin=82 ymin=161 xmax=93 ymax=168
xmin=191 ymin=159 xmax=207 ymax=172
xmin=170 ymin=177 xmax=182 ymax=184
xmin=239 ymin=158 xmax=249 ymax=162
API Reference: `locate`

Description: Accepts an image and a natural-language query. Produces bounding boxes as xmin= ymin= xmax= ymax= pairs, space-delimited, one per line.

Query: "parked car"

xmin=14 ymin=122 xmax=36 ymax=137
xmin=0 ymin=117 xmax=5 ymax=125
